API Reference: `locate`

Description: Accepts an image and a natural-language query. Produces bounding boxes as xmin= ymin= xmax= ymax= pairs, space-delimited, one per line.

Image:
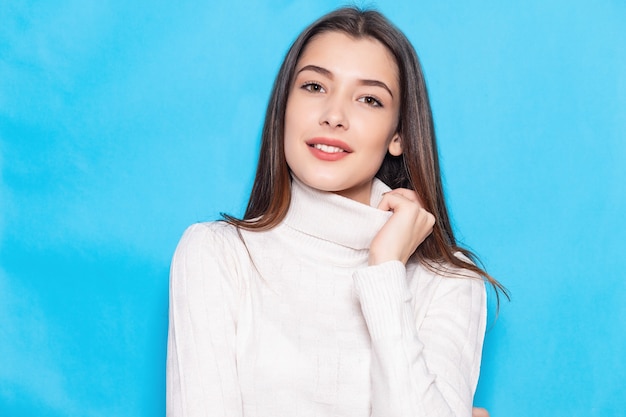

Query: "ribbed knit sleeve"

xmin=166 ymin=223 xmax=244 ymax=417
xmin=353 ymin=261 xmax=486 ymax=417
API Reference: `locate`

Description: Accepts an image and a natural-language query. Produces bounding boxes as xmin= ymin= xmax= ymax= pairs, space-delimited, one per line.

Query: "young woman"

xmin=167 ymin=7 xmax=505 ymax=417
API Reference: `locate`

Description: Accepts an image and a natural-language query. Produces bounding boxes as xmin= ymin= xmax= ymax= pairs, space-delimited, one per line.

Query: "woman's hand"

xmin=472 ymin=407 xmax=490 ymax=417
xmin=369 ymin=188 xmax=435 ymax=265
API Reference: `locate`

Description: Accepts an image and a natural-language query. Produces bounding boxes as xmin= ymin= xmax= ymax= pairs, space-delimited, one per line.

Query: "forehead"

xmin=296 ymin=31 xmax=399 ymax=86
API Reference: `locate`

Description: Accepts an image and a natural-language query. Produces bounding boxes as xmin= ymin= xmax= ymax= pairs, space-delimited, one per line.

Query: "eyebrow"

xmin=296 ymin=64 xmax=394 ymax=98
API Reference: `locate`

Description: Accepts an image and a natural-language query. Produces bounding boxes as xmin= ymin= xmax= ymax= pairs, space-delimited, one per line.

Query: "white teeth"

xmin=313 ymin=144 xmax=344 ymax=153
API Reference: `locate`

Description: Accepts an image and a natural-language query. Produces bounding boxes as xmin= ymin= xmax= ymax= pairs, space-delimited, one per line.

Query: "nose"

xmin=319 ymin=95 xmax=349 ymax=129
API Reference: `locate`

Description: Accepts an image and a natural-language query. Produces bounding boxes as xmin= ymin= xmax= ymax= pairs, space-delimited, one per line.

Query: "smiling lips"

xmin=306 ymin=138 xmax=352 ymax=161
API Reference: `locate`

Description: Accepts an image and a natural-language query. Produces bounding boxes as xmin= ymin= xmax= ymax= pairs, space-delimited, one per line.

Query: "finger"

xmin=378 ymin=193 xmax=435 ymax=228
xmin=377 ymin=191 xmax=413 ymax=211
xmin=384 ymin=188 xmax=430 ymax=209
xmin=384 ymin=188 xmax=419 ymax=203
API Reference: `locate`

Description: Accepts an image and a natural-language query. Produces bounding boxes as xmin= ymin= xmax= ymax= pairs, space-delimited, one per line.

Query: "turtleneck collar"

xmin=283 ymin=177 xmax=393 ymax=251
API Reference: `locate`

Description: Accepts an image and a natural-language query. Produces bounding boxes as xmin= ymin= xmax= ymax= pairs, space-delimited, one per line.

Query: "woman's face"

xmin=284 ymin=31 xmax=402 ymax=205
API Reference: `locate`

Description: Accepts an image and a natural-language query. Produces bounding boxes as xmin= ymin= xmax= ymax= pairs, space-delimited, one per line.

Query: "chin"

xmin=293 ymin=174 xmax=346 ymax=193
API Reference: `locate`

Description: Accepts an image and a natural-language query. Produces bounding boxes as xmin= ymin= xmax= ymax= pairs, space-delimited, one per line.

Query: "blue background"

xmin=1 ymin=1 xmax=624 ymax=416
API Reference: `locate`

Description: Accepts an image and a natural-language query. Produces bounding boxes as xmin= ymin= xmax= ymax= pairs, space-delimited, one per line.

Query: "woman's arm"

xmin=354 ymin=261 xmax=486 ymax=417
xmin=355 ymin=189 xmax=487 ymax=417
xmin=167 ymin=223 xmax=243 ymax=417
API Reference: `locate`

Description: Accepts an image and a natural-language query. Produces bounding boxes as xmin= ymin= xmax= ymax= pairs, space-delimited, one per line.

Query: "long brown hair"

xmin=224 ymin=7 xmax=508 ymax=302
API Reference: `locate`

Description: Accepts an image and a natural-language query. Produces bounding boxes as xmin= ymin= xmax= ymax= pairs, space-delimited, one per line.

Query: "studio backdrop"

xmin=1 ymin=1 xmax=624 ymax=416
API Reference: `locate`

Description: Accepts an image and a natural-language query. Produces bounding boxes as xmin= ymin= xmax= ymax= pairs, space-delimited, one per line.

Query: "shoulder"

xmin=176 ymin=221 xmax=242 ymax=250
xmin=410 ymin=252 xmax=485 ymax=287
xmin=169 ymin=222 xmax=254 ymax=297
xmin=172 ymin=221 xmax=249 ymax=270
xmin=408 ymin=253 xmax=486 ymax=315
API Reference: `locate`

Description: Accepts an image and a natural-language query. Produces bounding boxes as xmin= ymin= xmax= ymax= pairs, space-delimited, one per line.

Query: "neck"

xmin=333 ymin=179 xmax=374 ymax=206
xmin=282 ymin=177 xmax=392 ymax=252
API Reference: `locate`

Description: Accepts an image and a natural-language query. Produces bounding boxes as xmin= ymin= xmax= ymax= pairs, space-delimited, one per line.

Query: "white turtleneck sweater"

xmin=166 ymin=178 xmax=486 ymax=417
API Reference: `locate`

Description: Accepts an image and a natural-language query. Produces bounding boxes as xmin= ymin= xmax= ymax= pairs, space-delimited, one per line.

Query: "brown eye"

xmin=358 ymin=95 xmax=383 ymax=108
xmin=302 ymin=82 xmax=325 ymax=93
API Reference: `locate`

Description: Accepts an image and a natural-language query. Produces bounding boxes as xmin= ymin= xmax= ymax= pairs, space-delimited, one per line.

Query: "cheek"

xmin=283 ymin=100 xmax=300 ymax=168
xmin=284 ymin=95 xmax=315 ymax=148
xmin=284 ymin=96 xmax=301 ymax=139
xmin=366 ymin=121 xmax=398 ymax=156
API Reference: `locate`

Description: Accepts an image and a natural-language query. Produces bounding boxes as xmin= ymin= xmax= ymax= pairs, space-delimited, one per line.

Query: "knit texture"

xmin=167 ymin=178 xmax=486 ymax=417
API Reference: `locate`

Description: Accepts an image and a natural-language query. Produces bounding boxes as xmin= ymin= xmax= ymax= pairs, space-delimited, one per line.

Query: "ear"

xmin=388 ymin=133 xmax=403 ymax=156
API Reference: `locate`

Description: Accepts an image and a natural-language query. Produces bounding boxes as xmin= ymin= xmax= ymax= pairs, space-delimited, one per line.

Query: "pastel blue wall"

xmin=1 ymin=1 xmax=624 ymax=416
